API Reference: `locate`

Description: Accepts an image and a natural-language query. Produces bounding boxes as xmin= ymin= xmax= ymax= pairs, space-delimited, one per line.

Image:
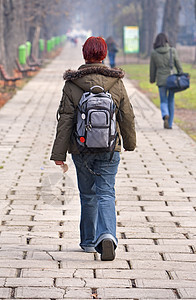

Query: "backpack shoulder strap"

xmin=169 ymin=48 xmax=173 ymax=74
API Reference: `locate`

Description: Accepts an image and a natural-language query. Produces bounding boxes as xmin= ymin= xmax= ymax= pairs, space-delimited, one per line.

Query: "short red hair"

xmin=82 ymin=36 xmax=107 ymax=62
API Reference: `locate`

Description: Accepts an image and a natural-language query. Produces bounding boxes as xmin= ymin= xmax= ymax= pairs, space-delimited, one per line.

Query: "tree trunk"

xmin=31 ymin=26 xmax=41 ymax=59
xmin=195 ymin=0 xmax=196 ymax=64
xmin=140 ymin=0 xmax=157 ymax=57
xmin=162 ymin=0 xmax=181 ymax=47
xmin=0 ymin=0 xmax=6 ymax=76
xmin=147 ymin=0 xmax=157 ymax=56
xmin=3 ymin=0 xmax=26 ymax=75
xmin=139 ymin=0 xmax=148 ymax=55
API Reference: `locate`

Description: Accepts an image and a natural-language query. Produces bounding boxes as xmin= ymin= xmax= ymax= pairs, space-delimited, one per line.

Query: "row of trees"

xmin=80 ymin=0 xmax=195 ymax=57
xmin=140 ymin=0 xmax=181 ymax=56
xmin=0 ymin=0 xmax=75 ymax=75
xmin=1 ymin=0 xmax=196 ymax=76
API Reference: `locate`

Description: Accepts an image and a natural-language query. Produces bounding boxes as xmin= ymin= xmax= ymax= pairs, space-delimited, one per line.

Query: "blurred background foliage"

xmin=0 ymin=0 xmax=196 ymax=75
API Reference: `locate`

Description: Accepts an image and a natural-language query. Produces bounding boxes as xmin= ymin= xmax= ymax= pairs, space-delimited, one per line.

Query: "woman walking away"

xmin=106 ymin=36 xmax=118 ymax=68
xmin=150 ymin=33 xmax=183 ymax=129
xmin=50 ymin=36 xmax=136 ymax=261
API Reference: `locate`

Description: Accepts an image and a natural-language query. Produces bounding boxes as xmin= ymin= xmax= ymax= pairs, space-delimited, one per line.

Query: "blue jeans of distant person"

xmin=158 ymin=86 xmax=175 ymax=128
xmin=72 ymin=152 xmax=120 ymax=253
xmin=108 ymin=52 xmax=116 ymax=68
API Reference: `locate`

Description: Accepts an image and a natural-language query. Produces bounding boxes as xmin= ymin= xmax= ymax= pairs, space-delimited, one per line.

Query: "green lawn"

xmin=121 ymin=63 xmax=196 ymax=110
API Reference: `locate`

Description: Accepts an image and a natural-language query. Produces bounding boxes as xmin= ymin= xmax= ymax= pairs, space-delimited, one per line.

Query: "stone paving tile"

xmin=172 ymin=270 xmax=196 ymax=280
xmin=0 ymin=43 xmax=196 ymax=299
xmin=15 ymin=287 xmax=66 ymax=299
xmin=178 ymin=288 xmax=196 ymax=298
xmin=63 ymin=288 xmax=93 ymax=299
xmin=96 ymin=269 xmax=168 ymax=279
xmin=0 ymin=288 xmax=12 ymax=298
xmin=0 ymin=231 xmax=59 ymax=239
xmin=119 ymin=232 xmax=185 ymax=239
xmin=0 ymin=269 xmax=17 ymax=277
xmin=21 ymin=269 xmax=94 ymax=279
xmin=127 ymin=244 xmax=191 ymax=253
xmin=0 ymin=244 xmax=59 ymax=251
xmin=136 ymin=278 xmax=196 ymax=288
xmin=97 ymin=287 xmax=176 ymax=299
xmin=25 ymin=251 xmax=94 ymax=261
xmin=164 ymin=253 xmax=196 ymax=262
xmin=158 ymin=239 xmax=196 ymax=246
xmin=0 ymin=250 xmax=24 ymax=259
xmin=83 ymin=278 xmax=131 ymax=288
xmin=0 ymin=259 xmax=58 ymax=269
xmin=116 ymin=251 xmax=161 ymax=261
xmin=61 ymin=259 xmax=129 ymax=269
xmin=131 ymin=260 xmax=196 ymax=271
xmin=4 ymin=277 xmax=53 ymax=287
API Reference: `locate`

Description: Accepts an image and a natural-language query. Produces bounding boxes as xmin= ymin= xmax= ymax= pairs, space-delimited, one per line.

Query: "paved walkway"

xmin=0 ymin=43 xmax=196 ymax=300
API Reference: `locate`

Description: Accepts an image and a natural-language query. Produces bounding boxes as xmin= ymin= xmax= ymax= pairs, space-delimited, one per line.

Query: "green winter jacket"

xmin=50 ymin=63 xmax=136 ymax=162
xmin=150 ymin=43 xmax=183 ymax=86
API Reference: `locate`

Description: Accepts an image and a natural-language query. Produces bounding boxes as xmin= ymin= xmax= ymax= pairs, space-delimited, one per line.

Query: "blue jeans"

xmin=72 ymin=152 xmax=120 ymax=253
xmin=158 ymin=86 xmax=175 ymax=128
xmin=108 ymin=52 xmax=116 ymax=68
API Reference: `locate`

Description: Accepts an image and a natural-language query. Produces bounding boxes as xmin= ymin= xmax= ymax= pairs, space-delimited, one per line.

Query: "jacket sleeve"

xmin=173 ymin=48 xmax=183 ymax=74
xmin=150 ymin=52 xmax=156 ymax=83
xmin=50 ymin=83 xmax=75 ymax=161
xmin=118 ymin=80 xmax=136 ymax=151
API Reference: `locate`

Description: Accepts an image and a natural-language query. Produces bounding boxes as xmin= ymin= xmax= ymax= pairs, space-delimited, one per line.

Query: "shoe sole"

xmin=164 ymin=116 xmax=169 ymax=129
xmin=101 ymin=239 xmax=115 ymax=261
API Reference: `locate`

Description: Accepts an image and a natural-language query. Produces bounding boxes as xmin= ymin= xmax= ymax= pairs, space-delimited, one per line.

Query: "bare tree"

xmin=0 ymin=0 xmax=75 ymax=74
xmin=140 ymin=0 xmax=157 ymax=57
xmin=0 ymin=0 xmax=6 ymax=73
xmin=195 ymin=0 xmax=196 ymax=63
xmin=25 ymin=0 xmax=46 ymax=59
xmin=3 ymin=0 xmax=26 ymax=74
xmin=162 ymin=0 xmax=181 ymax=46
xmin=25 ymin=0 xmax=74 ymax=58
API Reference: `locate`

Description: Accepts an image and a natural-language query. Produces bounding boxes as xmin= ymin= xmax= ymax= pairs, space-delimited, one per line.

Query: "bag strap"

xmin=169 ymin=48 xmax=174 ymax=74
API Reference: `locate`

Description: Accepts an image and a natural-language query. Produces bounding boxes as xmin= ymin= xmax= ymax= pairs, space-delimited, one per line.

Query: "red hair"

xmin=82 ymin=36 xmax=107 ymax=62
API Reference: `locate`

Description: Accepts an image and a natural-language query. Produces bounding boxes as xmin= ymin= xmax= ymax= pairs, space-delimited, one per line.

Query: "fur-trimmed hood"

xmin=63 ymin=64 xmax=124 ymax=81
xmin=63 ymin=63 xmax=125 ymax=92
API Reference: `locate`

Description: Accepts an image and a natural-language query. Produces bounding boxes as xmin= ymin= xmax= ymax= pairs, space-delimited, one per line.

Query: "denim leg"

xmin=158 ymin=86 xmax=169 ymax=119
xmin=168 ymin=90 xmax=175 ymax=128
xmin=72 ymin=154 xmax=98 ymax=248
xmin=72 ymin=152 xmax=120 ymax=253
xmin=108 ymin=52 xmax=115 ymax=67
xmin=93 ymin=152 xmax=120 ymax=253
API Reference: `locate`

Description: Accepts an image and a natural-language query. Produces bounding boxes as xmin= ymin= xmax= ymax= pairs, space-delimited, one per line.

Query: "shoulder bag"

xmin=166 ymin=48 xmax=190 ymax=93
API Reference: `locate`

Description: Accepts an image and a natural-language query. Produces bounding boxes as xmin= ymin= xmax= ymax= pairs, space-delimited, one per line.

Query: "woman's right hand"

xmin=55 ymin=161 xmax=68 ymax=173
xmin=55 ymin=161 xmax=64 ymax=165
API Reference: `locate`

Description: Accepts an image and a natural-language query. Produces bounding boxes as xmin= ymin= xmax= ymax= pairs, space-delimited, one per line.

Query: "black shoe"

xmin=101 ymin=239 xmax=115 ymax=261
xmin=163 ymin=115 xmax=169 ymax=129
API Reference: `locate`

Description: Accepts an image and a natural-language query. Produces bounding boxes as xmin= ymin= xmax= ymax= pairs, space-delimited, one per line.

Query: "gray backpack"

xmin=75 ymin=85 xmax=117 ymax=153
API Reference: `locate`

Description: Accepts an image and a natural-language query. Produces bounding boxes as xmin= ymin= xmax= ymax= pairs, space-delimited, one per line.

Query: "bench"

xmin=32 ymin=54 xmax=44 ymax=66
xmin=15 ymin=59 xmax=37 ymax=77
xmin=27 ymin=56 xmax=42 ymax=68
xmin=0 ymin=64 xmax=22 ymax=87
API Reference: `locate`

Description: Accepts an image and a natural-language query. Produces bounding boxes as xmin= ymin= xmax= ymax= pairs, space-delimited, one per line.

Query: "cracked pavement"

xmin=0 ymin=42 xmax=196 ymax=299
